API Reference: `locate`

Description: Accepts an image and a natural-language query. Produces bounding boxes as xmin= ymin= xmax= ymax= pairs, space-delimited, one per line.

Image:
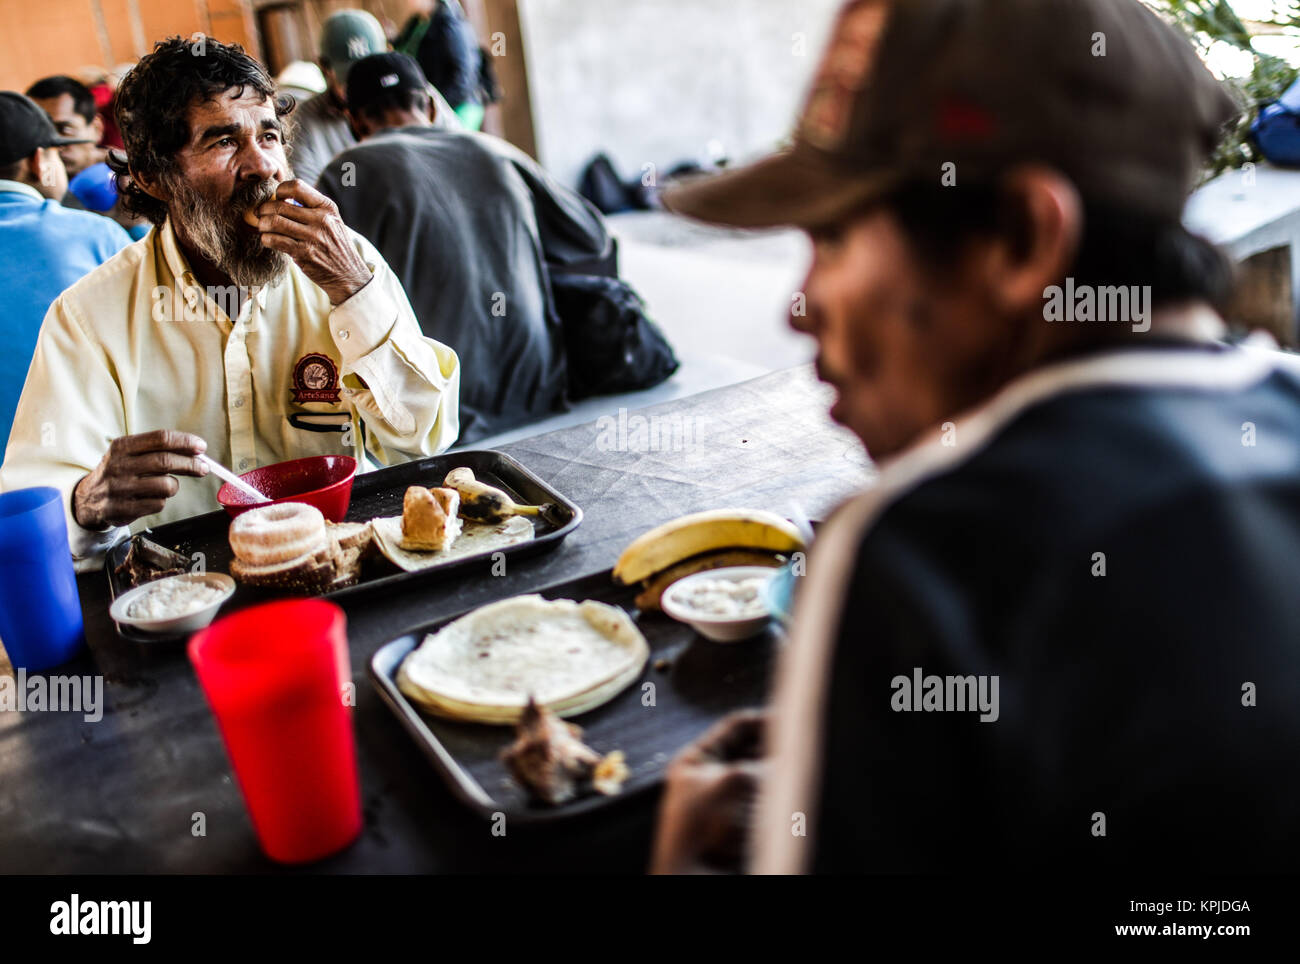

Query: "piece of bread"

xmin=228 ymin=508 xmax=376 ymax=593
xmin=328 ymin=546 xmax=365 ymax=589
xmin=400 ymin=486 xmax=462 ymax=552
xmin=229 ymin=543 xmax=337 ymax=593
xmin=326 ymin=520 xmax=373 ymax=555
xmin=229 ymin=520 xmax=373 ymax=593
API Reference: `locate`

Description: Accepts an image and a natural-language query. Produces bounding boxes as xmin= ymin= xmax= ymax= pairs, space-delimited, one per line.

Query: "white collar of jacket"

xmin=751 ymin=307 xmax=1287 ymax=874
xmin=0 ymin=179 xmax=45 ymax=202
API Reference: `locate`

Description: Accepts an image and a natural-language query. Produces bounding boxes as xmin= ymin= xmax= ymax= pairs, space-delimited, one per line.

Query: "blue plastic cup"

xmin=0 ymin=487 xmax=85 ymax=670
xmin=67 ymin=162 xmax=118 ymax=213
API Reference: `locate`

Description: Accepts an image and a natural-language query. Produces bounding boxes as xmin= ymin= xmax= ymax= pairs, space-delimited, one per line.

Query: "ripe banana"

xmin=633 ymin=548 xmax=788 ymax=611
xmin=613 ymin=509 xmax=806 ymax=586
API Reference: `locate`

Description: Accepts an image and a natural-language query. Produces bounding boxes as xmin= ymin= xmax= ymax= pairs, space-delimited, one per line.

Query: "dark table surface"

xmin=0 ymin=365 xmax=871 ymax=873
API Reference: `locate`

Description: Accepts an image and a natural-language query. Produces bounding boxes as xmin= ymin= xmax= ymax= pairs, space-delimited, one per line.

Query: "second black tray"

xmin=369 ymin=567 xmax=780 ymax=824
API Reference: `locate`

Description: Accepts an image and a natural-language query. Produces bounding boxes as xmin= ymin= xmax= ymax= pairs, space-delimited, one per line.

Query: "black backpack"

xmin=549 ymin=273 xmax=680 ymax=400
xmin=578 ymin=153 xmax=657 ymax=215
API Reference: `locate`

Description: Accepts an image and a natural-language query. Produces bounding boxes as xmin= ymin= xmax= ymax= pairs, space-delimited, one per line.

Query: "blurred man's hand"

xmin=73 ymin=430 xmax=207 ymax=529
xmin=650 ymin=709 xmax=766 ymax=875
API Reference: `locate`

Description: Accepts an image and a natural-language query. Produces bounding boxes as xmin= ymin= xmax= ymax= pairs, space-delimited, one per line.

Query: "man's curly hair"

xmin=108 ymin=36 xmax=295 ymax=225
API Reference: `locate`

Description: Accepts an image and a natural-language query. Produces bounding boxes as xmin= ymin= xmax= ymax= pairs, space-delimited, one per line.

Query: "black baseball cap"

xmin=0 ymin=91 xmax=94 ymax=166
xmin=344 ymin=52 xmax=427 ymax=114
xmin=665 ymin=0 xmax=1240 ymax=228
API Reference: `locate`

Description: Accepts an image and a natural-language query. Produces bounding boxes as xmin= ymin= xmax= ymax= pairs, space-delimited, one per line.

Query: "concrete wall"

xmin=519 ymin=0 xmax=842 ymax=189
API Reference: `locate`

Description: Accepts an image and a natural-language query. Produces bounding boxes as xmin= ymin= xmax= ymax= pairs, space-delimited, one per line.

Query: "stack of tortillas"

xmin=397 ymin=595 xmax=650 ymax=724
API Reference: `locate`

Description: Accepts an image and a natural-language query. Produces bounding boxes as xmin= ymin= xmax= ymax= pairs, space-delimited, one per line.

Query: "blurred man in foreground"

xmin=1 ymin=38 xmax=459 ymax=571
xmin=319 ymin=53 xmax=612 ymax=442
xmin=652 ymin=0 xmax=1300 ymax=873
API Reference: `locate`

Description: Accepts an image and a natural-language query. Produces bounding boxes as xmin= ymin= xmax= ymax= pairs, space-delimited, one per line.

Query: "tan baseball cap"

xmin=664 ymin=0 xmax=1240 ymax=229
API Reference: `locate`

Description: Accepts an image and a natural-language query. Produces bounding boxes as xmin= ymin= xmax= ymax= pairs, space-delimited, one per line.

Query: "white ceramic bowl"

xmin=660 ymin=566 xmax=778 ymax=643
xmin=109 ymin=572 xmax=236 ymax=636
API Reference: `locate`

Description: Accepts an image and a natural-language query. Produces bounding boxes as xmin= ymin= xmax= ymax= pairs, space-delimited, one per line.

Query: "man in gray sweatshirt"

xmin=317 ymin=53 xmax=614 ymax=444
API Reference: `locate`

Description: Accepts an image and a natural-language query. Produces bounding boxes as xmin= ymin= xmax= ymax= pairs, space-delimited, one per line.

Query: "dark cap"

xmin=665 ymin=0 xmax=1240 ymax=228
xmin=345 ymin=52 xmax=427 ymax=114
xmin=0 ymin=91 xmax=93 ymax=167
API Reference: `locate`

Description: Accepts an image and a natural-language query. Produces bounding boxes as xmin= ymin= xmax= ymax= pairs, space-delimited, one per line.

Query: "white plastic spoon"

xmin=198 ymin=453 xmax=269 ymax=504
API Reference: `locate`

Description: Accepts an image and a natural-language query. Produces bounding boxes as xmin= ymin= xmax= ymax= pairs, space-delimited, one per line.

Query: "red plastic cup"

xmin=188 ymin=599 xmax=361 ymax=863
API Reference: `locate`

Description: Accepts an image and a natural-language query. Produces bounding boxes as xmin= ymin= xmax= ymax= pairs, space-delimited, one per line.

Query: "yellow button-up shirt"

xmin=1 ymin=217 xmax=460 ymax=570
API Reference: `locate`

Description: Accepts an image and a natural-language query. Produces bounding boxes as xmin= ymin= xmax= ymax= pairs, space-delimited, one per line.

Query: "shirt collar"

xmin=875 ymin=306 xmax=1266 ymax=485
xmin=0 ymin=179 xmax=45 ymax=202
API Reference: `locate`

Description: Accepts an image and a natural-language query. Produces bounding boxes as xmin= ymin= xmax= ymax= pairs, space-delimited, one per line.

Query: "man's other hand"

xmin=650 ymin=709 xmax=767 ymax=875
xmin=253 ymin=179 xmax=371 ymax=306
xmin=73 ymin=430 xmax=208 ymax=530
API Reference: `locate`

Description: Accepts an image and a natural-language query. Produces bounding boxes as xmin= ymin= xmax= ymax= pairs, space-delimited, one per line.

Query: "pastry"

xmin=229 ymin=503 xmax=327 ymax=567
xmin=399 ymin=486 xmax=462 ymax=552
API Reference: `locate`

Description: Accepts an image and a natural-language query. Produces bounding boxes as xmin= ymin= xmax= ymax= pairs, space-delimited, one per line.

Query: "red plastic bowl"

xmin=217 ymin=455 xmax=357 ymax=522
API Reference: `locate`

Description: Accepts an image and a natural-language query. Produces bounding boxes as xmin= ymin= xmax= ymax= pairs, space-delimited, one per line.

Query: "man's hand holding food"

xmin=650 ymin=709 xmax=767 ymax=875
xmin=246 ymin=179 xmax=371 ymax=307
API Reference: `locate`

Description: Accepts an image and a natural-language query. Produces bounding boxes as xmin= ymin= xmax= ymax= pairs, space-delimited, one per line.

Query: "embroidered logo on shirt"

xmin=291 ymin=352 xmax=342 ymax=404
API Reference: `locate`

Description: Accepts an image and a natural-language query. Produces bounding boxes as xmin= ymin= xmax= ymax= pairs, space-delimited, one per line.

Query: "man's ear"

xmin=25 ymin=148 xmax=44 ymax=186
xmin=983 ymin=165 xmax=1082 ymax=318
xmin=346 ymin=109 xmax=369 ymax=142
xmin=29 ymin=147 xmax=63 ymax=193
xmin=130 ymin=165 xmax=168 ymax=203
xmin=90 ymin=113 xmax=104 ymax=142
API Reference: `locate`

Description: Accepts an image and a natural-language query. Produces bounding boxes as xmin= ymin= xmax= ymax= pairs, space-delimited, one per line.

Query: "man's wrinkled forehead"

xmin=184 ymin=87 xmax=280 ymax=145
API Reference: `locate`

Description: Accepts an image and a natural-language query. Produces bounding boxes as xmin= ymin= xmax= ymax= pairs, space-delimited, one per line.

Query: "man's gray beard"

xmin=167 ymin=176 xmax=289 ymax=289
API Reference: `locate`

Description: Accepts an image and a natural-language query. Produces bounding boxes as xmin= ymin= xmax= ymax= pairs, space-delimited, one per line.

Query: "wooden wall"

xmin=0 ymin=0 xmax=259 ymax=92
xmin=0 ymin=0 xmax=533 ymax=153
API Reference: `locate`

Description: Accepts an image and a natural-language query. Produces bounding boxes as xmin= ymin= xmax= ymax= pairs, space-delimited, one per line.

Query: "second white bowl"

xmin=660 ymin=566 xmax=777 ymax=643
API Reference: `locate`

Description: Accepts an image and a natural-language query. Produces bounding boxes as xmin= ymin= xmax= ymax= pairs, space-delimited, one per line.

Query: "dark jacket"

xmin=810 ymin=342 xmax=1300 ymax=872
xmin=318 ymin=127 xmax=612 ymax=443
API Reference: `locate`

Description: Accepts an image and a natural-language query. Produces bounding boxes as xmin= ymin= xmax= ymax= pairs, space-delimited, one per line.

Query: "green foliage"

xmin=1147 ymin=1 xmax=1300 ymax=174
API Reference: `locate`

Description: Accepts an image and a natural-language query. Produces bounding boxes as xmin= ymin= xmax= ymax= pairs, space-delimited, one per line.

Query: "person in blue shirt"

xmin=0 ymin=92 xmax=132 ymax=450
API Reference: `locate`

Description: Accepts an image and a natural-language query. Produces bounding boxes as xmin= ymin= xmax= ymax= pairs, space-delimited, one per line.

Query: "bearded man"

xmin=1 ymin=37 xmax=461 ymax=570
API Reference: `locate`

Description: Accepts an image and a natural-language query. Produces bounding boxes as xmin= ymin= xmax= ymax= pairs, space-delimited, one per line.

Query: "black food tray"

xmin=104 ymin=450 xmax=582 ymax=644
xmin=369 ymin=568 xmax=779 ymax=824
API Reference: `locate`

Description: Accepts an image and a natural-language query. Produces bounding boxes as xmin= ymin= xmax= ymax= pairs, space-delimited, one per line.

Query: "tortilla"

xmin=371 ymin=514 xmax=533 ymax=572
xmin=396 ymin=595 xmax=650 ymax=724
